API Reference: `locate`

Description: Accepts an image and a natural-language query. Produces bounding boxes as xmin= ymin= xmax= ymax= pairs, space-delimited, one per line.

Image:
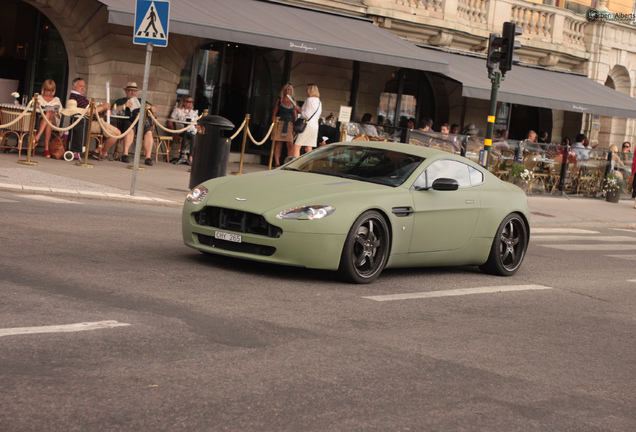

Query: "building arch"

xmin=598 ymin=65 xmax=632 ymax=148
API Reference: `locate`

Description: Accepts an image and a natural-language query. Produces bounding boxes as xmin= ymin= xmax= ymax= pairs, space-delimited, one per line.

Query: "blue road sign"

xmin=133 ymin=0 xmax=170 ymax=47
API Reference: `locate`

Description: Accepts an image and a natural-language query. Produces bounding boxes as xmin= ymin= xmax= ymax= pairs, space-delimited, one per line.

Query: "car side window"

xmin=413 ymin=159 xmax=482 ymax=189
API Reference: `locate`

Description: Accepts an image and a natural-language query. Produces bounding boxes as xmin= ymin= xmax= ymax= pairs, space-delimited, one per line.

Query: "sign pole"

xmin=130 ymin=42 xmax=153 ymax=195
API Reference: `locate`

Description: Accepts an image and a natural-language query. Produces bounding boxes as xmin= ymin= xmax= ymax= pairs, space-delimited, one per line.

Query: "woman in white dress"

xmin=293 ymin=83 xmax=322 ymax=158
xmin=34 ymin=79 xmax=62 ymax=158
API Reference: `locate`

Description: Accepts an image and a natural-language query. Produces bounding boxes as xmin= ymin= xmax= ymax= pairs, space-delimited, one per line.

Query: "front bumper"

xmin=182 ymin=211 xmax=347 ymax=270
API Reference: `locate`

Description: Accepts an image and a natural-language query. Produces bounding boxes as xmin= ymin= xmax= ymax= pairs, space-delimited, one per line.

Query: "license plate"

xmin=214 ymin=230 xmax=242 ymax=243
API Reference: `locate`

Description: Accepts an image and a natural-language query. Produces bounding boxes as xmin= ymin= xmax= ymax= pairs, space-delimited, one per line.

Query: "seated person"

xmin=68 ymin=77 xmax=120 ymax=160
xmin=34 ymin=79 xmax=62 ymax=158
xmin=317 ymin=120 xmax=338 ymax=147
xmin=113 ymin=82 xmax=158 ymax=166
xmin=609 ymin=144 xmax=628 ymax=180
xmin=167 ymin=94 xmax=201 ymax=165
xmin=359 ymin=113 xmax=378 ymax=136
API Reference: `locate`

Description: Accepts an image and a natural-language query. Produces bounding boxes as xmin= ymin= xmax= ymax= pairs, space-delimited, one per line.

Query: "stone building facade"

xmin=2 ymin=0 xmax=636 ymax=149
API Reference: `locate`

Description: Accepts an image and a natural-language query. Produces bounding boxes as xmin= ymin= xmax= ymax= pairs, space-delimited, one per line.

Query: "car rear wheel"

xmin=480 ymin=213 xmax=528 ymax=276
xmin=338 ymin=211 xmax=390 ymax=284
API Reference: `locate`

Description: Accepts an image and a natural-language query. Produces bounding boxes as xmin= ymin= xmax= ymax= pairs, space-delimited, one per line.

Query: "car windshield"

xmin=282 ymin=145 xmax=425 ymax=187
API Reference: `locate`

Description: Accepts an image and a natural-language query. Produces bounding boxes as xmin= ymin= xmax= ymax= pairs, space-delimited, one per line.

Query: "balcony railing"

xmin=359 ymin=0 xmax=595 ymax=59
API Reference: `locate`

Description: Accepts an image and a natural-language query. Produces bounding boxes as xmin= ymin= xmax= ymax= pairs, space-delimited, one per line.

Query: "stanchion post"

xmin=18 ymin=93 xmax=39 ymax=166
xmin=268 ymin=117 xmax=278 ymax=170
xmin=236 ymin=114 xmax=249 ymax=175
xmin=77 ymin=99 xmax=95 ymax=168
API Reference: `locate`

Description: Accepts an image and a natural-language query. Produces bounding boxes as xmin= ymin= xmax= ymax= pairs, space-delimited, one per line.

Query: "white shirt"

xmin=359 ymin=123 xmax=378 ymax=136
xmin=301 ymin=97 xmax=321 ymax=130
xmin=170 ymin=107 xmax=199 ymax=134
xmin=571 ymin=141 xmax=589 ymax=160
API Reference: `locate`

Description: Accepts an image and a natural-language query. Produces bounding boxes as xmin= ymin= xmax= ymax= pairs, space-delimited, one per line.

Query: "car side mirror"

xmin=431 ymin=178 xmax=459 ymax=191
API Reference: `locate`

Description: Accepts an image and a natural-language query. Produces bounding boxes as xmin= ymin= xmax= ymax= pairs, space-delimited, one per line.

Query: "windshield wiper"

xmin=308 ymin=169 xmax=353 ymax=178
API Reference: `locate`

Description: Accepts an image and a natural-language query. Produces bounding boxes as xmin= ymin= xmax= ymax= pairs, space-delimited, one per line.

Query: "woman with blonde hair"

xmin=34 ymin=79 xmax=62 ymax=157
xmin=271 ymin=83 xmax=301 ymax=167
xmin=293 ymin=83 xmax=322 ymax=158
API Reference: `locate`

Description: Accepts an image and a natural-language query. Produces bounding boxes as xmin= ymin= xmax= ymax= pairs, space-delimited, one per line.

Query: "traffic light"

xmin=486 ymin=33 xmax=504 ymax=74
xmin=486 ymin=22 xmax=522 ymax=75
xmin=499 ymin=22 xmax=522 ymax=75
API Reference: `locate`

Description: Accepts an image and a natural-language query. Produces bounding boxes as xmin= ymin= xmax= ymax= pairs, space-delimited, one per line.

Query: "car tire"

xmin=338 ymin=210 xmax=390 ymax=284
xmin=480 ymin=213 xmax=528 ymax=276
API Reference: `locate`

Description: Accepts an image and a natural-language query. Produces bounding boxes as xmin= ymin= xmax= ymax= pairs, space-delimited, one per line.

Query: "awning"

xmin=99 ymin=0 xmax=449 ymax=74
xmin=421 ymin=48 xmax=636 ymax=118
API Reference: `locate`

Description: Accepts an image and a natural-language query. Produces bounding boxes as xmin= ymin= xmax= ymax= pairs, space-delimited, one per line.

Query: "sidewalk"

xmin=1 ymin=150 xmax=635 ymax=229
xmin=0 ymin=150 xmax=263 ymax=207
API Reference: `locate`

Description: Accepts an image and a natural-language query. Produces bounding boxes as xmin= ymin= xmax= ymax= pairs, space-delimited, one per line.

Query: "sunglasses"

xmin=184 ymin=99 xmax=193 ymax=103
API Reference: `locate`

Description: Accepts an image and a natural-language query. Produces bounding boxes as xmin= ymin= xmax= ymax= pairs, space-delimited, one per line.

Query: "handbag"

xmin=293 ymin=102 xmax=321 ymax=134
xmin=293 ymin=117 xmax=307 ymax=134
xmin=49 ymin=135 xmax=66 ymax=159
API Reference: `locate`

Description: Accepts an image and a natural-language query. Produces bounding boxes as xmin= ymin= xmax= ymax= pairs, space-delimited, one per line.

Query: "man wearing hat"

xmin=67 ymin=77 xmax=120 ymax=160
xmin=113 ymin=82 xmax=158 ymax=166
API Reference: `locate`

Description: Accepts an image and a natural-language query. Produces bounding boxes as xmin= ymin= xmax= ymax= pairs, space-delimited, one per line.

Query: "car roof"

xmin=331 ymin=141 xmax=481 ymax=166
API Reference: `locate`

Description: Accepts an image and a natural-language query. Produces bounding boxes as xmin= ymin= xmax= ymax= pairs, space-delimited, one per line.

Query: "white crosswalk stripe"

xmin=533 ymin=227 xmax=636 ymax=255
xmin=363 ymin=285 xmax=553 ymax=302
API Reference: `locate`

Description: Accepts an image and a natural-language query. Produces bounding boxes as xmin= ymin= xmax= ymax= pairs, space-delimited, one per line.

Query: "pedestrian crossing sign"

xmin=133 ymin=0 xmax=170 ymax=47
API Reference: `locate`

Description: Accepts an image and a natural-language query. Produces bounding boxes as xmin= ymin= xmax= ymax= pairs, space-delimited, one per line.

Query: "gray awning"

xmin=99 ymin=0 xmax=449 ymax=74
xmin=421 ymin=48 xmax=636 ymax=118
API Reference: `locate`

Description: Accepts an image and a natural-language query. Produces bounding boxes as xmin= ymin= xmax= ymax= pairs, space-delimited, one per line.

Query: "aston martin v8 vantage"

xmin=182 ymin=142 xmax=530 ymax=283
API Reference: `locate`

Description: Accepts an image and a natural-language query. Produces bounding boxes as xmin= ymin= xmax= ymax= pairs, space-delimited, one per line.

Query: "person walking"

xmin=293 ymin=83 xmax=321 ymax=158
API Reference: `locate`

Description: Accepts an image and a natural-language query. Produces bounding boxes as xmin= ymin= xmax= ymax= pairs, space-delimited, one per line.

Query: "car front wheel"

xmin=338 ymin=211 xmax=390 ymax=284
xmin=480 ymin=213 xmax=528 ymax=276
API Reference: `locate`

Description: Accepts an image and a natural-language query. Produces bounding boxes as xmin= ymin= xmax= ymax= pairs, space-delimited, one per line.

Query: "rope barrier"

xmin=147 ymin=110 xmax=202 ymax=134
xmin=246 ymin=121 xmax=275 ymax=146
xmin=36 ymin=103 xmax=90 ymax=133
xmin=94 ymin=111 xmax=139 ymax=139
xmin=0 ymin=100 xmax=35 ymax=129
xmin=230 ymin=119 xmax=246 ymax=140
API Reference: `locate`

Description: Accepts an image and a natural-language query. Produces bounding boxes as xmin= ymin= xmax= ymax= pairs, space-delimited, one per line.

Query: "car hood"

xmin=201 ymin=169 xmax=396 ymax=213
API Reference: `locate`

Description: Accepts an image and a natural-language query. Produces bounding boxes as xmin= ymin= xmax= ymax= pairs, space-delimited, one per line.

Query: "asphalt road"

xmin=1 ymin=191 xmax=634 ymax=431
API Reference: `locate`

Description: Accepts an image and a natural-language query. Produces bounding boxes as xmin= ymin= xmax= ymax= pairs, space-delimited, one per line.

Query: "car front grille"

xmin=193 ymin=206 xmax=283 ymax=238
xmin=198 ymin=234 xmax=276 ymax=256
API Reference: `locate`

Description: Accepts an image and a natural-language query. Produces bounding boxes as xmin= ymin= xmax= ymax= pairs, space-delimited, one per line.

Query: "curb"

xmin=0 ymin=183 xmax=182 ymax=207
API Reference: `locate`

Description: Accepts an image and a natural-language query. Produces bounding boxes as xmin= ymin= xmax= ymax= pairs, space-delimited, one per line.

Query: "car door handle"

xmin=465 ymin=200 xmax=475 ymax=204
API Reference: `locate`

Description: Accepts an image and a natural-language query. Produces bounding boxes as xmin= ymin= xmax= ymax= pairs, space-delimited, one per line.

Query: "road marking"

xmin=0 ymin=320 xmax=130 ymax=337
xmin=628 ymin=279 xmax=636 ymax=282
xmin=0 ymin=197 xmax=18 ymax=203
xmin=532 ymin=235 xmax=636 ymax=242
xmin=610 ymin=228 xmax=636 ymax=234
xmin=16 ymin=194 xmax=83 ymax=204
xmin=532 ymin=228 xmax=598 ymax=234
xmin=541 ymin=244 xmax=636 ymax=251
xmin=363 ymin=285 xmax=552 ymax=302
xmin=606 ymin=255 xmax=636 ymax=261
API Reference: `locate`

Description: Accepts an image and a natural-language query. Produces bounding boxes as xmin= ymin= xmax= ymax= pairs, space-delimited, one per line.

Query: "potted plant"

xmin=510 ymin=162 xmax=534 ymax=191
xmin=602 ymin=173 xmax=621 ymax=203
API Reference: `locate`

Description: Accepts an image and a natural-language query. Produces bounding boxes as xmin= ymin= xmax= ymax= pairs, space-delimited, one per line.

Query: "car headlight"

xmin=276 ymin=205 xmax=335 ymax=220
xmin=186 ymin=185 xmax=208 ymax=205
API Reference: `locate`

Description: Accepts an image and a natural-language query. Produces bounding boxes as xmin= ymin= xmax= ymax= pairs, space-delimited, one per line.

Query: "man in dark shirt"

xmin=68 ymin=77 xmax=120 ymax=160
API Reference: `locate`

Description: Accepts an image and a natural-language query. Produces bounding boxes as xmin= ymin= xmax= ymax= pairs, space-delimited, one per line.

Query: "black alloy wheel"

xmin=338 ymin=210 xmax=390 ymax=284
xmin=480 ymin=213 xmax=528 ymax=276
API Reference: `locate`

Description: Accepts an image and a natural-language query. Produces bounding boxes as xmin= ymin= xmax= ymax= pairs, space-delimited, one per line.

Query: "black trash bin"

xmin=189 ymin=115 xmax=235 ymax=189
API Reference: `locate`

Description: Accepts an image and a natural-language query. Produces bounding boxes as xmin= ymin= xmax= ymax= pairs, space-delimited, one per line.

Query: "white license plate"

xmin=214 ymin=231 xmax=242 ymax=243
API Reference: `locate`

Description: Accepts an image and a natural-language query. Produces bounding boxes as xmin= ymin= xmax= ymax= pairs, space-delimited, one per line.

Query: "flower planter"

xmin=606 ymin=189 xmax=620 ymax=203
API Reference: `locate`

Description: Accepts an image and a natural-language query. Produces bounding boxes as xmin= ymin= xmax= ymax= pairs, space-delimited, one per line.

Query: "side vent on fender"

xmin=392 ymin=206 xmax=414 ymax=217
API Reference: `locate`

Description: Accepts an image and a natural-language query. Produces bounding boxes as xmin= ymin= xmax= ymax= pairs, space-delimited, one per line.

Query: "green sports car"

xmin=182 ymin=142 xmax=530 ymax=283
